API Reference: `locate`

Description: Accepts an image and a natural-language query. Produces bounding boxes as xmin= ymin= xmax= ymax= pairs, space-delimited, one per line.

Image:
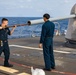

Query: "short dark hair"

xmin=43 ymin=13 xmax=50 ymax=19
xmin=1 ymin=18 xmax=8 ymax=23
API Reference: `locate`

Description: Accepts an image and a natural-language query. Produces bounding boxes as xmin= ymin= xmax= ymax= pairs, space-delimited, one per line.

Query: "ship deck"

xmin=0 ymin=35 xmax=76 ymax=75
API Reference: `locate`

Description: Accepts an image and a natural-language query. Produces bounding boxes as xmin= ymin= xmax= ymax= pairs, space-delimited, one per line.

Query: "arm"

xmin=40 ymin=25 xmax=46 ymax=43
xmin=39 ymin=25 xmax=46 ymax=48
xmin=10 ymin=26 xmax=17 ymax=35
xmin=7 ymin=25 xmax=16 ymax=35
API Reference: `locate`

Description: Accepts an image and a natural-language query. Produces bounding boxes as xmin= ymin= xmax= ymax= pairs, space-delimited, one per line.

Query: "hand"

xmin=13 ymin=25 xmax=17 ymax=29
xmin=39 ymin=43 xmax=42 ymax=48
xmin=0 ymin=27 xmax=3 ymax=29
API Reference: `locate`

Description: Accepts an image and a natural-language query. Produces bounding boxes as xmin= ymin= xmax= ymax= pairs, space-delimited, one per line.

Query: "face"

xmin=43 ymin=17 xmax=48 ymax=22
xmin=2 ymin=21 xmax=8 ymax=27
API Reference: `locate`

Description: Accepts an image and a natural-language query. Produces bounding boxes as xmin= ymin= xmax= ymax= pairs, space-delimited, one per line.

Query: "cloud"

xmin=20 ymin=5 xmax=25 ymax=8
xmin=36 ymin=9 xmax=44 ymax=12
xmin=27 ymin=0 xmax=32 ymax=2
xmin=64 ymin=0 xmax=70 ymax=3
xmin=0 ymin=0 xmax=76 ymax=17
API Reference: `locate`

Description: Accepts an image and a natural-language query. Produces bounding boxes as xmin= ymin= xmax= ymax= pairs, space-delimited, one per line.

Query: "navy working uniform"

xmin=40 ymin=20 xmax=55 ymax=69
xmin=0 ymin=25 xmax=11 ymax=65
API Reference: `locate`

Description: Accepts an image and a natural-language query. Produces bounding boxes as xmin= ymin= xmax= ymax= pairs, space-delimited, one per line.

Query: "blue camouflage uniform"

xmin=40 ymin=20 xmax=55 ymax=69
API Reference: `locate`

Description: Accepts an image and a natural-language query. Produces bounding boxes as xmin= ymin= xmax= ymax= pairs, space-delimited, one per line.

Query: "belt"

xmin=45 ymin=36 xmax=53 ymax=38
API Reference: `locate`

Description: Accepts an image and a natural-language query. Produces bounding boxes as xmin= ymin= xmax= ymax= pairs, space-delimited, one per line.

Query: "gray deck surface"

xmin=0 ymin=36 xmax=76 ymax=75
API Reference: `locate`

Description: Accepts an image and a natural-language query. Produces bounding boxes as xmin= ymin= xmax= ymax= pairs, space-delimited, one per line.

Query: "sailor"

xmin=39 ymin=13 xmax=55 ymax=71
xmin=0 ymin=18 xmax=16 ymax=67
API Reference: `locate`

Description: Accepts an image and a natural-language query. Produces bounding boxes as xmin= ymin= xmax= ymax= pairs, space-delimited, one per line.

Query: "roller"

xmin=5 ymin=14 xmax=76 ymax=28
xmin=4 ymin=23 xmax=29 ymax=28
xmin=28 ymin=15 xmax=76 ymax=25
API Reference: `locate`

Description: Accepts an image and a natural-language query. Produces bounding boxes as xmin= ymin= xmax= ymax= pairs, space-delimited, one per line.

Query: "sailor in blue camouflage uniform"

xmin=0 ymin=18 xmax=16 ymax=67
xmin=39 ymin=14 xmax=55 ymax=71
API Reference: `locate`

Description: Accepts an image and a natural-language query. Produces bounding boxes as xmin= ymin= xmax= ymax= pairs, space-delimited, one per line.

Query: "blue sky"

xmin=0 ymin=0 xmax=76 ymax=17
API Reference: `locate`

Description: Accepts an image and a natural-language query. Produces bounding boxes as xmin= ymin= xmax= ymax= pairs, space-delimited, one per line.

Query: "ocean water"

xmin=0 ymin=17 xmax=68 ymax=38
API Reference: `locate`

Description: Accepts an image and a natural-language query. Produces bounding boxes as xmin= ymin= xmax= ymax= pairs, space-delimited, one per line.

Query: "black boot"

xmin=4 ymin=64 xmax=13 ymax=67
xmin=51 ymin=67 xmax=55 ymax=69
xmin=43 ymin=68 xmax=51 ymax=71
xmin=4 ymin=61 xmax=13 ymax=67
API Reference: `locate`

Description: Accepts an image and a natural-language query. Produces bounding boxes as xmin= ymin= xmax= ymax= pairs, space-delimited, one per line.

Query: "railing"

xmin=54 ymin=22 xmax=61 ymax=36
xmin=31 ymin=22 xmax=61 ymax=37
